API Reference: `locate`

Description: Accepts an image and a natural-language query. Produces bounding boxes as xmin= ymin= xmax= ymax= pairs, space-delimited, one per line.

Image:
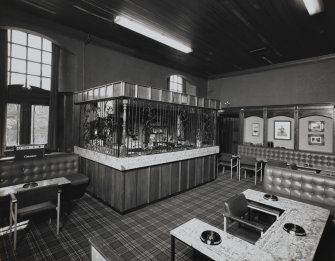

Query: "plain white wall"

xmin=208 ymin=57 xmax=335 ymax=107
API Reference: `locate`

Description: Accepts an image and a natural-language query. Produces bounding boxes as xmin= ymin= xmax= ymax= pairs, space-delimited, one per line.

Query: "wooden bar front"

xmin=80 ymin=154 xmax=217 ymax=213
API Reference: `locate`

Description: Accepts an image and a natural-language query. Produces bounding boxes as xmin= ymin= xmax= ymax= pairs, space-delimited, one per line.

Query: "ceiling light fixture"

xmin=302 ymin=0 xmax=324 ymax=15
xmin=114 ymin=15 xmax=192 ymax=54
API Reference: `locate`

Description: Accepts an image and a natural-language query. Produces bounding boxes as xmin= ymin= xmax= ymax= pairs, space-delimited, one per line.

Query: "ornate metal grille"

xmin=79 ymin=98 xmax=217 ymax=157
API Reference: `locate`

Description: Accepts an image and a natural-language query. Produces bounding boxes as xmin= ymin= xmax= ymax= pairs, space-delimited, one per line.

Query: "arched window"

xmin=6 ymin=29 xmax=52 ymax=147
xmin=168 ymin=75 xmax=197 ymax=96
xmin=8 ymin=29 xmax=52 ymax=89
xmin=168 ymin=75 xmax=184 ymax=93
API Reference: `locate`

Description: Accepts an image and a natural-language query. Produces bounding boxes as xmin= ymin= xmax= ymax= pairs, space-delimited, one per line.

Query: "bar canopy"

xmin=74 ymin=81 xmax=222 ymax=110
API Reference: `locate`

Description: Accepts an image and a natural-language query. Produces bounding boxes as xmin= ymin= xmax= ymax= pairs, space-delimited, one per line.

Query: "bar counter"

xmin=75 ymin=146 xmax=219 ymax=213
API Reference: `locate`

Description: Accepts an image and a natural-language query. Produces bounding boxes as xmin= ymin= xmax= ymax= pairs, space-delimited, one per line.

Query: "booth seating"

xmin=263 ymin=165 xmax=335 ymax=217
xmin=238 ymin=145 xmax=335 ymax=171
xmin=263 ymin=164 xmax=335 ymax=261
xmin=0 ymin=153 xmax=89 ymax=218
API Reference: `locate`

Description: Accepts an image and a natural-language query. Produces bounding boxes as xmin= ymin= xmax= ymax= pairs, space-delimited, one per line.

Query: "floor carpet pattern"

xmin=0 ymin=173 xmax=258 ymax=261
xmin=1 ymin=172 xmax=334 ymax=261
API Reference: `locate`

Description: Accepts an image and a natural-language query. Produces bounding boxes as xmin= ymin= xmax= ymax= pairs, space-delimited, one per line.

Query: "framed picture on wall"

xmin=308 ymin=121 xmax=325 ymax=132
xmin=274 ymin=121 xmax=291 ymax=140
xmin=308 ymin=134 xmax=325 ymax=146
xmin=252 ymin=123 xmax=260 ymax=136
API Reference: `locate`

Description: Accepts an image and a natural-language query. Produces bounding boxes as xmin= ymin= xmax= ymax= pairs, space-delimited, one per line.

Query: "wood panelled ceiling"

xmin=3 ymin=0 xmax=335 ymax=78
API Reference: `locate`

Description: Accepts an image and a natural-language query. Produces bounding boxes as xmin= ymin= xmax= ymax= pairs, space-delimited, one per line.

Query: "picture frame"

xmin=308 ymin=121 xmax=325 ymax=132
xmin=274 ymin=121 xmax=291 ymax=140
xmin=252 ymin=123 xmax=260 ymax=136
xmin=308 ymin=134 xmax=325 ymax=146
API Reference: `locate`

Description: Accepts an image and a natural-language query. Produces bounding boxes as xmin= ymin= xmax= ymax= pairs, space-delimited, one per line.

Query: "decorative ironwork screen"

xmin=79 ymin=98 xmax=217 ymax=157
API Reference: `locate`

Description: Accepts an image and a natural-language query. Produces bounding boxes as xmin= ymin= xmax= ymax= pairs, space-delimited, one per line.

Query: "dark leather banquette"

xmin=238 ymin=145 xmax=335 ymax=171
xmin=0 ymin=153 xmax=89 ymax=201
xmin=264 ymin=165 xmax=335 ymax=217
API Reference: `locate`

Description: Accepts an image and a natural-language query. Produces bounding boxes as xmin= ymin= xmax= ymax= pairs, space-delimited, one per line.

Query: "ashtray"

xmin=200 ymin=230 xmax=221 ymax=245
xmin=263 ymin=194 xmax=278 ymax=201
xmin=22 ymin=182 xmax=38 ymax=189
xmin=283 ymin=223 xmax=306 ymax=236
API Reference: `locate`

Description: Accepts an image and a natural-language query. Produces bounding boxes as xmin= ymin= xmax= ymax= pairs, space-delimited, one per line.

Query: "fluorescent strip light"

xmin=114 ymin=16 xmax=192 ymax=53
xmin=302 ymin=0 xmax=324 ymax=15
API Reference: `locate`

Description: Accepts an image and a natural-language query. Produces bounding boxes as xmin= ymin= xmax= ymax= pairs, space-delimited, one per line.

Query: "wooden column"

xmin=263 ymin=108 xmax=268 ymax=146
xmin=214 ymin=111 xmax=217 ymax=146
xmin=239 ymin=109 xmax=244 ymax=145
xmin=120 ymin=99 xmax=128 ymax=157
xmin=333 ymin=106 xmax=335 ymax=153
xmin=20 ymin=104 xmax=32 ymax=144
xmin=0 ymin=30 xmax=8 ymax=156
xmin=294 ymin=106 xmax=299 ymax=150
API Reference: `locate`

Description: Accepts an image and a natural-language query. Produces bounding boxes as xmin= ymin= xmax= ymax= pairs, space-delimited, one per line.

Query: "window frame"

xmin=5 ymin=29 xmax=52 ymax=149
xmin=168 ymin=75 xmax=185 ymax=94
xmin=30 ymin=105 xmax=50 ymax=145
xmin=5 ymin=103 xmax=21 ymax=147
xmin=7 ymin=29 xmax=52 ymax=90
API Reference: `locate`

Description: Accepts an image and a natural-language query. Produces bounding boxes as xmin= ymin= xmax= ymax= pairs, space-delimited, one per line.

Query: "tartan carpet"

xmin=0 ymin=173 xmax=261 ymax=261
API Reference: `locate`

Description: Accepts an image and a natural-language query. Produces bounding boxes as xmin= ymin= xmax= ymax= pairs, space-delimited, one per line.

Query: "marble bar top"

xmin=0 ymin=177 xmax=70 ymax=197
xmin=244 ymin=189 xmax=330 ymax=261
xmin=170 ymin=218 xmax=275 ymax=261
xmin=170 ymin=190 xmax=329 ymax=261
xmin=74 ymin=146 xmax=219 ymax=171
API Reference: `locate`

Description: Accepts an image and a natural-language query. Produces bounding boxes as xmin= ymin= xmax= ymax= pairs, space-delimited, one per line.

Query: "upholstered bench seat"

xmin=0 ymin=153 xmax=88 ymax=189
xmin=263 ymin=165 xmax=335 ymax=217
xmin=238 ymin=145 xmax=335 ymax=171
xmin=0 ymin=153 xmax=89 ymax=218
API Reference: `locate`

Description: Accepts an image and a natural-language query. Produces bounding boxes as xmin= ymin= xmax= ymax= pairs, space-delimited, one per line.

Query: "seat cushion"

xmin=65 ymin=173 xmax=89 ymax=186
xmin=241 ymin=165 xmax=255 ymax=171
xmin=18 ymin=201 xmax=56 ymax=217
xmin=218 ymin=161 xmax=231 ymax=167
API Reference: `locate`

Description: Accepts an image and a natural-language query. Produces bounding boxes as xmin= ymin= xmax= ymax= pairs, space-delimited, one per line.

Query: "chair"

xmin=222 ymin=194 xmax=265 ymax=241
xmin=238 ymin=156 xmax=262 ymax=184
xmin=9 ymin=184 xmax=61 ymax=250
xmin=217 ymin=153 xmax=239 ymax=178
